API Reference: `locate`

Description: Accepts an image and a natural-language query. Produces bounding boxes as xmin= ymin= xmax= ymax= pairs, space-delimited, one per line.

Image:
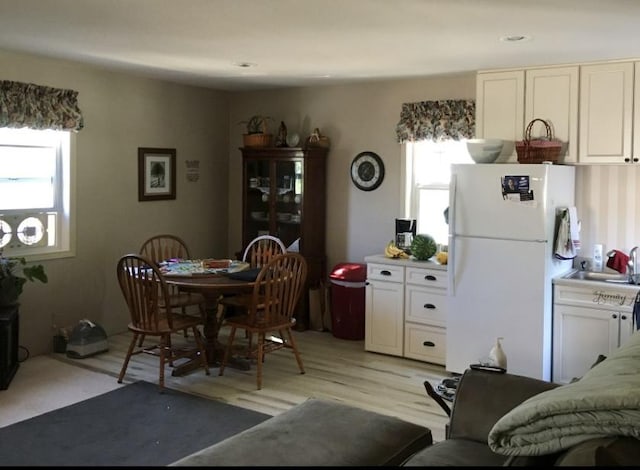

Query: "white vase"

xmin=488 ymin=337 xmax=507 ymax=369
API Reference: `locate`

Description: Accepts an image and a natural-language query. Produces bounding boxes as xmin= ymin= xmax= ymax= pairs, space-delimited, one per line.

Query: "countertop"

xmin=553 ymin=269 xmax=640 ymax=293
xmin=364 ymin=254 xmax=448 ymax=271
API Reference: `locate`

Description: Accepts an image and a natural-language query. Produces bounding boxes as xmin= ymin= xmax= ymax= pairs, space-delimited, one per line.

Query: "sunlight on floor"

xmin=0 ymin=355 xmax=123 ymax=428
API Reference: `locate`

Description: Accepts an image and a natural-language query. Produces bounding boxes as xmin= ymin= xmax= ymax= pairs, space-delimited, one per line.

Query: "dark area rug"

xmin=0 ymin=380 xmax=270 ymax=466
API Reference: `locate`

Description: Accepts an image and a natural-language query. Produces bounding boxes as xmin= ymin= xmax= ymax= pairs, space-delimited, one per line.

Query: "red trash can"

xmin=329 ymin=263 xmax=367 ymax=340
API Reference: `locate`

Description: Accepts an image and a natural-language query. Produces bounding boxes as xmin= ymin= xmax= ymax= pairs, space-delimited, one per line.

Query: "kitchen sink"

xmin=563 ymin=270 xmax=631 ymax=284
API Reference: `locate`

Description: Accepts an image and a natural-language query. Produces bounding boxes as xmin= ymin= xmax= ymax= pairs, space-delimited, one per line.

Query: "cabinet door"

xmin=475 ymin=70 xmax=524 ymax=161
xmin=553 ymin=304 xmax=619 ymax=384
xmin=244 ymin=159 xmax=273 ymax=245
xmin=619 ymin=312 xmax=635 ymax=348
xmin=274 ymin=159 xmax=302 ymax=249
xmin=579 ymin=62 xmax=634 ymax=163
xmin=365 ymin=279 xmax=404 ymax=356
xmin=525 ymin=66 xmax=579 ymax=164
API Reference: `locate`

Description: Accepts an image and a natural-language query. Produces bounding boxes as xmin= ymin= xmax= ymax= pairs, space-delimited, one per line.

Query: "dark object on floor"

xmin=436 ymin=376 xmax=460 ymax=402
xmin=65 ymin=319 xmax=109 ymax=359
xmin=423 ymin=380 xmax=452 ymax=417
xmin=171 ymin=398 xmax=432 ymax=466
xmin=0 ymin=380 xmax=269 ymax=466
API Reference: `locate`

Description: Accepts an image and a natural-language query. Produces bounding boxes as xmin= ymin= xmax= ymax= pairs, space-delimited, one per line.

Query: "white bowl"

xmin=466 ymin=139 xmax=503 ymax=163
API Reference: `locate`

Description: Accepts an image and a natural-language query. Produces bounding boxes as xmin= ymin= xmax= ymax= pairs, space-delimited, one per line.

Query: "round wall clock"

xmin=350 ymin=151 xmax=385 ymax=191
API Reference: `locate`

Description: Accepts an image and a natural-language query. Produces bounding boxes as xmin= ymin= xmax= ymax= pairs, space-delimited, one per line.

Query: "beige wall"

xmin=1 ymin=50 xmax=230 ymax=356
xmin=227 ymin=75 xmax=477 ymax=273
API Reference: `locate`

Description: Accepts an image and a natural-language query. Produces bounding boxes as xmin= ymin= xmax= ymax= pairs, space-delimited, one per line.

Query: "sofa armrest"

xmin=447 ymin=369 xmax=559 ymax=443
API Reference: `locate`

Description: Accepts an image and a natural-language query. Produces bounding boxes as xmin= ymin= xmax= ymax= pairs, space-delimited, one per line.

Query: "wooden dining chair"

xmin=116 ymin=253 xmax=210 ymax=391
xmin=217 ymin=235 xmax=287 ymax=336
xmin=241 ymin=235 xmax=287 ymax=268
xmin=218 ymin=252 xmax=307 ymax=390
xmin=139 ymin=234 xmax=205 ymax=344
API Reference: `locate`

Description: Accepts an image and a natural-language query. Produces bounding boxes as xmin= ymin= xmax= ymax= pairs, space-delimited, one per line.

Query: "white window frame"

xmin=401 ymin=140 xmax=472 ymax=247
xmin=0 ymin=128 xmax=75 ymax=261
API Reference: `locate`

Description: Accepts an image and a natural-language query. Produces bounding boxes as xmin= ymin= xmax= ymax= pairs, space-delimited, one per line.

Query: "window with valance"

xmin=0 ymin=80 xmax=84 ymax=131
xmin=395 ymin=99 xmax=475 ymax=143
xmin=397 ymin=99 xmax=475 ymax=248
xmin=0 ymin=80 xmax=83 ymax=258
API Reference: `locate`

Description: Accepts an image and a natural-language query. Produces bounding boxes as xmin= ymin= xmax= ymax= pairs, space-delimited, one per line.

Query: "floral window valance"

xmin=0 ymin=80 xmax=84 ymax=131
xmin=395 ymin=99 xmax=475 ymax=143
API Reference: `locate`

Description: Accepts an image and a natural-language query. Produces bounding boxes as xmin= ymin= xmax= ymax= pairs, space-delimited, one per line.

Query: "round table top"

xmin=164 ymin=272 xmax=255 ymax=291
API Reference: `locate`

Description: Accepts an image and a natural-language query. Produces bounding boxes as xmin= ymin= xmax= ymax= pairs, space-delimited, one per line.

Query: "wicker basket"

xmin=515 ymin=119 xmax=562 ymax=164
xmin=243 ymin=133 xmax=273 ymax=148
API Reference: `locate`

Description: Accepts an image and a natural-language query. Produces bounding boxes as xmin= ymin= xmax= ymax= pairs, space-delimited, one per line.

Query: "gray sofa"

xmin=172 ymin=331 xmax=640 ymax=466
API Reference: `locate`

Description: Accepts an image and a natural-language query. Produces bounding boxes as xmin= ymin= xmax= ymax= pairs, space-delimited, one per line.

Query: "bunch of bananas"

xmin=384 ymin=240 xmax=410 ymax=259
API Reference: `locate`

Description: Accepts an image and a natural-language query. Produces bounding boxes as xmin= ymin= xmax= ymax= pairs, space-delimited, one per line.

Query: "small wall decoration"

xmin=138 ymin=147 xmax=176 ymax=201
xmin=185 ymin=159 xmax=200 ymax=182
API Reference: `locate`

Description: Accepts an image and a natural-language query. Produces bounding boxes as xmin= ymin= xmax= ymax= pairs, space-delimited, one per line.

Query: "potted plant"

xmin=0 ymin=251 xmax=48 ymax=307
xmin=240 ymin=115 xmax=274 ymax=147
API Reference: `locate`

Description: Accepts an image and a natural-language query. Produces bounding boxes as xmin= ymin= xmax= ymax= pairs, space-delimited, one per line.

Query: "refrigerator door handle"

xmin=448 ymin=174 xmax=457 ymax=296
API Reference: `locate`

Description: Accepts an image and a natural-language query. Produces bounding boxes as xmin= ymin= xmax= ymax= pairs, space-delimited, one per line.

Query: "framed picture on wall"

xmin=138 ymin=147 xmax=176 ymax=201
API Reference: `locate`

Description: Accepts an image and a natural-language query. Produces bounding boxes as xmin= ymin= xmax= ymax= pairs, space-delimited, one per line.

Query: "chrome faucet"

xmin=629 ymin=246 xmax=639 ymax=284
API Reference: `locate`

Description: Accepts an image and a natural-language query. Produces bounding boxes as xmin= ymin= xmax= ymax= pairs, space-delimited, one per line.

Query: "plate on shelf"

xmin=286 ymin=133 xmax=300 ymax=147
xmin=251 ymin=211 xmax=267 ymax=220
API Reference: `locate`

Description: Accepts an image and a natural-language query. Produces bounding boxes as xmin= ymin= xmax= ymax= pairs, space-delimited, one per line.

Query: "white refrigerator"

xmin=446 ymin=163 xmax=576 ymax=381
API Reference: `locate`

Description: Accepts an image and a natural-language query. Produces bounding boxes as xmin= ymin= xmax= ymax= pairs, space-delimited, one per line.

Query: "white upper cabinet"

xmin=579 ymin=61 xmax=635 ymax=163
xmin=476 ymin=66 xmax=578 ymax=163
xmin=525 ymin=66 xmax=579 ymax=164
xmin=475 ymin=70 xmax=524 ymax=161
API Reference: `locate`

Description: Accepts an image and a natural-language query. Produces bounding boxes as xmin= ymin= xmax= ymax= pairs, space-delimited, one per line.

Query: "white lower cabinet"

xmin=364 ymin=255 xmax=448 ymax=365
xmin=553 ymin=283 xmax=637 ymax=384
xmin=365 ymin=276 xmax=404 ymax=356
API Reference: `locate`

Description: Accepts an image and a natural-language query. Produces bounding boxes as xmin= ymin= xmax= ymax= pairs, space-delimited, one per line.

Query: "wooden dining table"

xmin=163 ymin=271 xmax=256 ymax=376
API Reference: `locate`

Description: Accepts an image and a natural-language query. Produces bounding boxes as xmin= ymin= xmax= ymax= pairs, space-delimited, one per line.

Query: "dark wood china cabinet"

xmin=240 ymin=146 xmax=328 ymax=330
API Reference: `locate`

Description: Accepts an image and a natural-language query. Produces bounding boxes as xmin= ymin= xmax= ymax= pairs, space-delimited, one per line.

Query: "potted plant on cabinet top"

xmin=0 ymin=252 xmax=48 ymax=307
xmin=240 ymin=115 xmax=274 ymax=148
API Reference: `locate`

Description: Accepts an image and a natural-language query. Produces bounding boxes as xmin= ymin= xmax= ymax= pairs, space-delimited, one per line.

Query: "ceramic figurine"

xmin=276 ymin=121 xmax=288 ymax=147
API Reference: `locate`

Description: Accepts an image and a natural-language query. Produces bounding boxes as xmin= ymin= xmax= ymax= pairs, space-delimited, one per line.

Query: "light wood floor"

xmin=48 ymin=328 xmax=452 ymax=441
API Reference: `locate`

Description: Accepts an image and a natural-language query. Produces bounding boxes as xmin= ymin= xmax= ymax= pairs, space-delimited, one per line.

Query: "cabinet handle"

xmin=625 ymin=158 xmax=631 ymax=163
xmin=621 ymin=314 xmax=627 ymax=320
xmin=612 ymin=314 xmax=618 ymax=319
xmin=380 ymin=270 xmax=391 ymax=276
xmin=425 ymin=275 xmax=437 ymax=281
xmin=423 ymin=303 xmax=436 ymax=309
xmin=423 ymin=341 xmax=435 ymax=347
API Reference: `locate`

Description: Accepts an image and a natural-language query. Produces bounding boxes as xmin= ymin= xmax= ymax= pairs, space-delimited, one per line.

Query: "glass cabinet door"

xmin=274 ymin=160 xmax=302 ymax=249
xmin=244 ymin=159 xmax=271 ymax=243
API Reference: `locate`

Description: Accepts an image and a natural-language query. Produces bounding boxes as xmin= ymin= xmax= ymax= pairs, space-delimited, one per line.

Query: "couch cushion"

xmin=170 ymin=398 xmax=432 ymax=466
xmin=402 ymin=439 xmax=508 ymax=467
xmin=554 ymin=436 xmax=640 ymax=466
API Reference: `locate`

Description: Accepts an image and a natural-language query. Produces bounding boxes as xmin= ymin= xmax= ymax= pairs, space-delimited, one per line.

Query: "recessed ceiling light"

xmin=499 ymin=35 xmax=532 ymax=43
